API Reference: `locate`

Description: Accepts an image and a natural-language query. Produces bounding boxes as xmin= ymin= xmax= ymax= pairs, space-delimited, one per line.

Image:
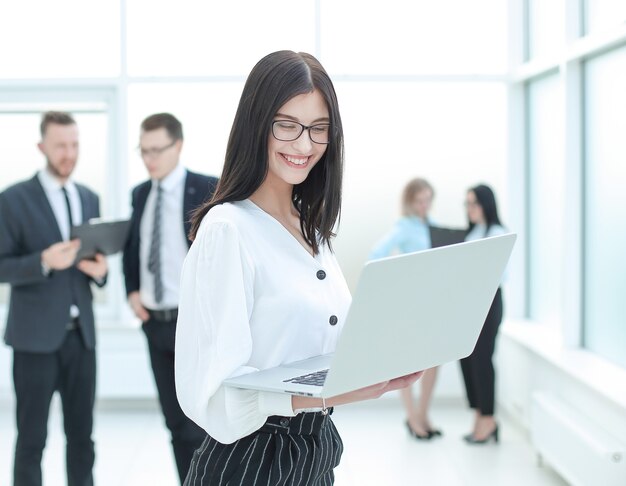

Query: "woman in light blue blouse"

xmin=370 ymin=178 xmax=442 ymax=440
xmin=461 ymin=184 xmax=507 ymax=444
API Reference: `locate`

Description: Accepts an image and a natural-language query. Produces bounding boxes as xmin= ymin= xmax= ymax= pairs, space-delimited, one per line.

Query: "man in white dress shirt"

xmin=122 ymin=113 xmax=217 ymax=483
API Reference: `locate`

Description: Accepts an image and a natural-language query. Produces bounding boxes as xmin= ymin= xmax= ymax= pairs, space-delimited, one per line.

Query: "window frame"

xmin=510 ymin=0 xmax=626 ymax=353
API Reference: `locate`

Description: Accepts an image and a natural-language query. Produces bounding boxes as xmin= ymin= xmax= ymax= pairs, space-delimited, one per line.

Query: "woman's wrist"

xmin=321 ymin=396 xmax=329 ymax=415
xmin=292 ymin=395 xmax=332 ymax=412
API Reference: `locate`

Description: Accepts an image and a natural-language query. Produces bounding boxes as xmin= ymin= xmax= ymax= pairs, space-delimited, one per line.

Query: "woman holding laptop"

xmin=174 ymin=51 xmax=422 ymax=485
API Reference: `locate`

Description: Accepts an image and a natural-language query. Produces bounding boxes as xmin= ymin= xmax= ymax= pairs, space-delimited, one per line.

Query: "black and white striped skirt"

xmin=184 ymin=411 xmax=343 ymax=485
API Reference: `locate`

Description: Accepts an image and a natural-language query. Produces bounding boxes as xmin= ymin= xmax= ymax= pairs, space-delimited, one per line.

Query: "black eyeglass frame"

xmin=271 ymin=120 xmax=331 ymax=145
xmin=137 ymin=140 xmax=177 ymax=158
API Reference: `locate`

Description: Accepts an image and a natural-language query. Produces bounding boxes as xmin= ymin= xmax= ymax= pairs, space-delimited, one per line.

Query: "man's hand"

xmin=41 ymin=240 xmax=80 ymax=271
xmin=128 ymin=291 xmax=149 ymax=322
xmin=77 ymin=253 xmax=108 ymax=280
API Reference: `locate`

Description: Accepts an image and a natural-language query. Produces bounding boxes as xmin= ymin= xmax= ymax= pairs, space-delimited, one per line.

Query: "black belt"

xmin=260 ymin=409 xmax=334 ymax=436
xmin=66 ymin=317 xmax=80 ymax=330
xmin=147 ymin=308 xmax=178 ymax=322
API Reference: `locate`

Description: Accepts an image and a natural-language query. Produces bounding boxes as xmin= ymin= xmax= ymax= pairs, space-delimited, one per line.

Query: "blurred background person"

xmin=461 ymin=183 xmax=507 ymax=444
xmin=122 ymin=113 xmax=218 ymax=483
xmin=0 ymin=111 xmax=107 ymax=486
xmin=370 ymin=177 xmax=442 ymax=440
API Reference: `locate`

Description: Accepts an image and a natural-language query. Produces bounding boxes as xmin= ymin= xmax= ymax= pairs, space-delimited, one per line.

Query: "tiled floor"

xmin=0 ymin=397 xmax=568 ymax=485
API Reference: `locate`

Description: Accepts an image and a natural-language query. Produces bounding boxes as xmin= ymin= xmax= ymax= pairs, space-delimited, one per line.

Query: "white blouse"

xmin=465 ymin=223 xmax=509 ymax=283
xmin=174 ymin=199 xmax=352 ymax=444
xmin=465 ymin=223 xmax=507 ymax=241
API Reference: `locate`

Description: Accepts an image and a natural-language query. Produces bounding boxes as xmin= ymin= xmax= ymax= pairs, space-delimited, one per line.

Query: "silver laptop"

xmin=224 ymin=233 xmax=516 ymax=399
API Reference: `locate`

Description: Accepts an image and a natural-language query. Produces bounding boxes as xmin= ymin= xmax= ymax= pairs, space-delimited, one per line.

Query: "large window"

xmin=0 ymin=1 xmax=120 ymax=78
xmin=526 ymin=0 xmax=564 ymax=60
xmin=0 ymin=0 xmax=509 ymax=323
xmin=515 ymin=0 xmax=626 ymax=368
xmin=321 ymin=0 xmax=507 ymax=75
xmin=584 ymin=0 xmax=626 ymax=35
xmin=126 ymin=0 xmax=316 ymax=77
xmin=583 ymin=46 xmax=626 ymax=368
xmin=526 ymin=74 xmax=564 ymax=327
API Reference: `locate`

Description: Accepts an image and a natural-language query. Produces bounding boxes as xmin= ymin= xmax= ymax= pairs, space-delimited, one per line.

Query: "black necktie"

xmin=148 ymin=183 xmax=163 ymax=304
xmin=62 ymin=186 xmax=78 ymax=309
xmin=61 ymin=186 xmax=74 ymax=229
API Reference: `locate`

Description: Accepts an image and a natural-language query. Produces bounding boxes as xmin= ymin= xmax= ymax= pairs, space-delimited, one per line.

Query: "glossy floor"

xmin=0 ymin=397 xmax=568 ymax=485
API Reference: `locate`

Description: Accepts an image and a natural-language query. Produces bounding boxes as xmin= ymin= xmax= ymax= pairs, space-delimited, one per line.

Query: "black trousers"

xmin=184 ymin=411 xmax=343 ymax=486
xmin=142 ymin=316 xmax=207 ymax=484
xmin=12 ymin=328 xmax=96 ymax=486
xmin=460 ymin=288 xmax=503 ymax=416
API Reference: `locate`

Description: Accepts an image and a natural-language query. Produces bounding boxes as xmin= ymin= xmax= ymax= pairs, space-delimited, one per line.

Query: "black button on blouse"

xmin=316 ymin=270 xmax=326 ymax=280
xmin=329 ymin=315 xmax=338 ymax=326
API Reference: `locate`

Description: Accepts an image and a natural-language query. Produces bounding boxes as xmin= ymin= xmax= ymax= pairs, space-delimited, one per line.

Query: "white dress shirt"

xmin=139 ymin=163 xmax=189 ymax=310
xmin=175 ymin=199 xmax=352 ymax=444
xmin=38 ymin=169 xmax=83 ymax=318
xmin=38 ymin=169 xmax=83 ymax=241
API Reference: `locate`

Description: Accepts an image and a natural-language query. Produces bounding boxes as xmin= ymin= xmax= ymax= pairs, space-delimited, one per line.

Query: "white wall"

xmin=333 ymin=81 xmax=508 ymax=290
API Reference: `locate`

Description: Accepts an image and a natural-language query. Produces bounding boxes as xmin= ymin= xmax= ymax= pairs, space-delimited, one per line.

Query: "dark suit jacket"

xmin=0 ymin=174 xmax=103 ymax=352
xmin=122 ymin=170 xmax=218 ymax=297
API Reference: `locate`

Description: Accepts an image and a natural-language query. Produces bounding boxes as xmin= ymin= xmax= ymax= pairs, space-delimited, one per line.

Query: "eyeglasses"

xmin=138 ymin=140 xmax=176 ymax=158
xmin=272 ymin=120 xmax=331 ymax=145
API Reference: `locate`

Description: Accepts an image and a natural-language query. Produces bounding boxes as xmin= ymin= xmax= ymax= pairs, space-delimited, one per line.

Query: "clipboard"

xmin=70 ymin=218 xmax=131 ymax=261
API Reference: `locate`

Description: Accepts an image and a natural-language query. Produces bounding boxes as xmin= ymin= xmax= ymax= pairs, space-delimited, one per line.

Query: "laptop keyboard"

xmin=283 ymin=369 xmax=329 ymax=386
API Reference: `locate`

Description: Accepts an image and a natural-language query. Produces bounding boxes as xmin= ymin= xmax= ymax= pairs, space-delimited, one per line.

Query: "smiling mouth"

xmin=280 ymin=153 xmax=310 ymax=167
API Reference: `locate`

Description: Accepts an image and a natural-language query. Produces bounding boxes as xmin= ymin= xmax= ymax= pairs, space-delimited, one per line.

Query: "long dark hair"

xmin=467 ymin=184 xmax=503 ymax=236
xmin=189 ymin=51 xmax=344 ymax=255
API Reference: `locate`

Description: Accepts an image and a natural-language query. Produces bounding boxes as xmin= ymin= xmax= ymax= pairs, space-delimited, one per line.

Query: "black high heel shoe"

xmin=405 ymin=421 xmax=433 ymax=440
xmin=464 ymin=424 xmax=499 ymax=444
xmin=428 ymin=428 xmax=443 ymax=437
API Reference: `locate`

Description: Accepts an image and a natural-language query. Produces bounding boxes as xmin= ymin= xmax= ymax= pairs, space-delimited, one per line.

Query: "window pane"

xmin=0 ymin=113 xmax=44 ymax=192
xmin=126 ymin=0 xmax=316 ymax=77
xmin=527 ymin=0 xmax=564 ymax=60
xmin=0 ymin=1 xmax=120 ymax=78
xmin=527 ymin=75 xmax=565 ymax=327
xmin=333 ymin=82 xmax=507 ymax=287
xmin=127 ymin=83 xmax=245 ymax=187
xmin=321 ymin=0 xmax=507 ymax=75
xmin=584 ymin=46 xmax=626 ymax=368
xmin=584 ymin=0 xmax=626 ymax=34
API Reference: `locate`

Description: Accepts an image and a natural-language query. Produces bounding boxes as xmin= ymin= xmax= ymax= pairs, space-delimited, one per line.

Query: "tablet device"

xmin=429 ymin=225 xmax=466 ymax=248
xmin=70 ymin=218 xmax=131 ymax=261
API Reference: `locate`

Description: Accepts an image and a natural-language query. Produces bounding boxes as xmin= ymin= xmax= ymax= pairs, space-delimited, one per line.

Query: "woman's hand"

xmin=292 ymin=371 xmax=424 ymax=411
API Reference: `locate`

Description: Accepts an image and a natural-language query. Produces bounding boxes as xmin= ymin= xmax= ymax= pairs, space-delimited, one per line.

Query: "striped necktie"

xmin=147 ymin=183 xmax=163 ymax=303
